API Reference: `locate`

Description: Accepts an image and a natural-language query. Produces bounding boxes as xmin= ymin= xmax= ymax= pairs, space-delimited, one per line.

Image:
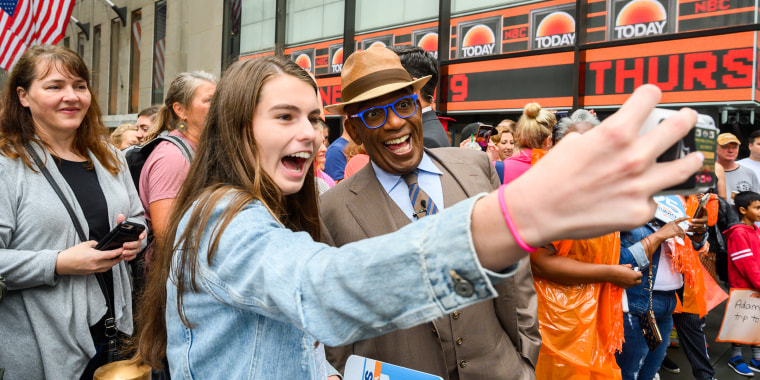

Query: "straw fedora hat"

xmin=324 ymin=46 xmax=430 ymax=115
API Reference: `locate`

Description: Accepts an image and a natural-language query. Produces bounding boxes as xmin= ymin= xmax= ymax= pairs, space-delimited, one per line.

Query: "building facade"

xmin=60 ymin=0 xmax=233 ymax=127
xmin=55 ymin=0 xmax=760 ymax=156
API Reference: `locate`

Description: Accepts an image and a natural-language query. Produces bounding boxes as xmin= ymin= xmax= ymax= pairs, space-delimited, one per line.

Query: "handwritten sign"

xmin=717 ymin=289 xmax=760 ymax=345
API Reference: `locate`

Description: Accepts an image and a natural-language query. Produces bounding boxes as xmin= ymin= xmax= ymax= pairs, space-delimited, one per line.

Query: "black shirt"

xmin=56 ymin=157 xmax=114 ymax=344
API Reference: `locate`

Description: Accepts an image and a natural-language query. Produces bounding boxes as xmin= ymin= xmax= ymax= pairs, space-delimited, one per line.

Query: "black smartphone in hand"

xmin=95 ymin=221 xmax=145 ymax=251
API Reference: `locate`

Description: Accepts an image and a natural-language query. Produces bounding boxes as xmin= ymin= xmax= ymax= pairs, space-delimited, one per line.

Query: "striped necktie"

xmin=402 ymin=171 xmax=438 ymax=219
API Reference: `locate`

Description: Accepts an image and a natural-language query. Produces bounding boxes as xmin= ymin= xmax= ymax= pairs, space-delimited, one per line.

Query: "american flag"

xmin=0 ymin=0 xmax=75 ymax=70
xmin=230 ymin=0 xmax=240 ymax=35
xmin=152 ymin=2 xmax=165 ymax=91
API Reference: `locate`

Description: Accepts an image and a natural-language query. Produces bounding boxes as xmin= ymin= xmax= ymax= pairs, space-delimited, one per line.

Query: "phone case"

xmin=95 ymin=222 xmax=145 ymax=251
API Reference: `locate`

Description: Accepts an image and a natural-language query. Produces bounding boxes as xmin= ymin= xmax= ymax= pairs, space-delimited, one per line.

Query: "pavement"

xmin=659 ymin=284 xmax=756 ymax=380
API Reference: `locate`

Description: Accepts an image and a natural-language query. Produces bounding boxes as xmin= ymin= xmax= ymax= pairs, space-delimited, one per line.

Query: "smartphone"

xmin=692 ymin=192 xmax=711 ymax=219
xmin=475 ymin=124 xmax=494 ymax=152
xmin=95 ymin=221 xmax=145 ymax=251
xmin=555 ymin=110 xmax=570 ymax=120
xmin=640 ymin=109 xmax=718 ymax=195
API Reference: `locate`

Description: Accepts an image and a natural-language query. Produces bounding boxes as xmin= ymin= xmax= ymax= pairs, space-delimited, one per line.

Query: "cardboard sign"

xmin=717 ymin=289 xmax=760 ymax=345
xmin=344 ymin=355 xmax=443 ymax=380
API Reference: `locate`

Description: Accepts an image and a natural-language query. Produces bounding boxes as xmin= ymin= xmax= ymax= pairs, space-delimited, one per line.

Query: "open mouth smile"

xmin=383 ymin=134 xmax=412 ymax=154
xmin=281 ymin=151 xmax=312 ymax=175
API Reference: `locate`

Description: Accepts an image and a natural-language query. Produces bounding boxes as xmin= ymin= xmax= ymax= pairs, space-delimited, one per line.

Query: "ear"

xmin=172 ymin=102 xmax=186 ymax=121
xmin=344 ymin=117 xmax=363 ymax=146
xmin=17 ymin=87 xmax=29 ymax=107
xmin=542 ymin=135 xmax=553 ymax=150
xmin=739 ymin=206 xmax=748 ymax=215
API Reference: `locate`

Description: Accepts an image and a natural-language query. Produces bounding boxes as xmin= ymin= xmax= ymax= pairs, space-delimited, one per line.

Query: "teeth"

xmin=385 ymin=135 xmax=409 ymax=145
xmin=287 ymin=152 xmax=311 ymax=159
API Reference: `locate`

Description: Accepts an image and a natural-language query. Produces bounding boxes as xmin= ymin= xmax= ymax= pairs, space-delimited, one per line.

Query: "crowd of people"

xmin=0 ymin=42 xmax=755 ymax=380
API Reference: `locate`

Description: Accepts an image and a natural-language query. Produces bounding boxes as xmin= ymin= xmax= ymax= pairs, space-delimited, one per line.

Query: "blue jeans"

xmin=617 ymin=291 xmax=678 ymax=380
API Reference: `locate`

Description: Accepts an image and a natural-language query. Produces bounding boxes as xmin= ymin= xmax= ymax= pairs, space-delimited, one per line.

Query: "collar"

xmin=422 ymin=106 xmax=433 ymax=113
xmin=371 ymin=152 xmax=443 ymax=194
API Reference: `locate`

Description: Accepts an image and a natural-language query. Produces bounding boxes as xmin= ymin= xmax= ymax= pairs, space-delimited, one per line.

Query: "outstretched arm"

xmin=471 ymin=85 xmax=703 ymax=272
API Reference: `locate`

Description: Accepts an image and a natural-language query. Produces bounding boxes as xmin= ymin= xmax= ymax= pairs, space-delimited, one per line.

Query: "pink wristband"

xmin=497 ymin=184 xmax=537 ymax=253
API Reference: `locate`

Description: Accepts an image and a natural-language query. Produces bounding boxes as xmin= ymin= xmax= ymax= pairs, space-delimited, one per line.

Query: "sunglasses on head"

xmin=349 ymin=94 xmax=418 ymax=129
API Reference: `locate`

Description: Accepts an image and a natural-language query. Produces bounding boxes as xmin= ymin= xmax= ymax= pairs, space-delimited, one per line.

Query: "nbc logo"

xmin=294 ymin=53 xmax=311 ymax=72
xmin=534 ymin=11 xmax=575 ymax=49
xmin=461 ymin=25 xmax=496 ymax=58
xmin=614 ymin=0 xmax=668 ymax=39
xmin=331 ymin=48 xmax=343 ymax=73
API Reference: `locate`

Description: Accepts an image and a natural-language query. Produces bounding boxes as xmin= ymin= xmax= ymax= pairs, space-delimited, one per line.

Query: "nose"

xmin=383 ymin=108 xmax=405 ymax=130
xmin=61 ymin=85 xmax=79 ymax=102
xmin=296 ymin=118 xmax=320 ymax=143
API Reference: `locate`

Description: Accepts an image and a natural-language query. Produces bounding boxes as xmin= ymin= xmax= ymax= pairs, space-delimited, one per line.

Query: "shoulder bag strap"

xmin=25 ymin=144 xmax=119 ymax=348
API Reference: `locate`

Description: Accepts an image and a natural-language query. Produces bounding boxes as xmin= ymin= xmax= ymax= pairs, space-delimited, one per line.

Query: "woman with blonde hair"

xmin=503 ymin=103 xmax=556 ymax=184
xmin=110 ymin=123 xmax=140 ymax=150
xmin=489 ymin=123 xmax=516 ymax=160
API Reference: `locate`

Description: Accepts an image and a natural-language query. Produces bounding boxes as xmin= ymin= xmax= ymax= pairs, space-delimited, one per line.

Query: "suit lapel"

xmin=345 ymin=164 xmax=411 ymax=238
xmin=426 ymin=149 xmax=476 ymax=207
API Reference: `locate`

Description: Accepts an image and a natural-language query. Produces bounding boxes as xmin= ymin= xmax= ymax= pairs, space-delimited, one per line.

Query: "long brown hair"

xmin=0 ymin=45 xmax=120 ymax=174
xmin=134 ymin=56 xmax=321 ymax=369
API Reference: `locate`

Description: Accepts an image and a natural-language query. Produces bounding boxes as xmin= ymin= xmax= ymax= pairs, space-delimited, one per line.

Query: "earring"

xmin=178 ymin=121 xmax=187 ymax=131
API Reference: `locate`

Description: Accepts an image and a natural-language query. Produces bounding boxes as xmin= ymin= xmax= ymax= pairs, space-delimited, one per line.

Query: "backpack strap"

xmin=159 ymin=134 xmax=194 ymax=163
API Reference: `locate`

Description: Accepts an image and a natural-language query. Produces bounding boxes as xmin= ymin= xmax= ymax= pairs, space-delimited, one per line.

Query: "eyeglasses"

xmin=349 ymin=94 xmax=418 ymax=129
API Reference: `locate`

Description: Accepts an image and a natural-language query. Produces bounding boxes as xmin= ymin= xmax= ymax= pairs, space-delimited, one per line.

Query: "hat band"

xmin=342 ymin=68 xmax=413 ymax=102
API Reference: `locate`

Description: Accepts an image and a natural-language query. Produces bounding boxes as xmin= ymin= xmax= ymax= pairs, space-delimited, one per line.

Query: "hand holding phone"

xmin=475 ymin=124 xmax=494 ymax=152
xmin=95 ymin=221 xmax=146 ymax=251
xmin=692 ymin=192 xmax=710 ymax=219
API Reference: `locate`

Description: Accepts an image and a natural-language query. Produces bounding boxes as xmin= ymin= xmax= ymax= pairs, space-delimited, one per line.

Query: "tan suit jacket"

xmin=320 ymin=148 xmax=540 ymax=380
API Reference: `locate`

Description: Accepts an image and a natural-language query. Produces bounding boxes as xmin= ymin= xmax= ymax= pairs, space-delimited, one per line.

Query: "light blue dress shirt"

xmin=371 ymin=152 xmax=444 ymax=221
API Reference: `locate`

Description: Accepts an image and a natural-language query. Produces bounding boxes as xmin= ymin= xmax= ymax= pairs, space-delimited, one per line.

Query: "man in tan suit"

xmin=320 ymin=46 xmax=540 ymax=380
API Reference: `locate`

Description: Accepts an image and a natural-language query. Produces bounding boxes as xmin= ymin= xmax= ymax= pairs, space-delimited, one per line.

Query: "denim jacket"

xmin=166 ymin=193 xmax=514 ymax=379
xmin=620 ymin=224 xmax=705 ymax=316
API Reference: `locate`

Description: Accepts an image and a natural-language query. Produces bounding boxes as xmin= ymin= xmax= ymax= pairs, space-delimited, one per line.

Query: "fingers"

xmin=639 ymin=152 xmax=704 ymax=195
xmin=607 ymin=84 xmax=662 ymax=136
xmin=116 ymin=214 xmax=126 ymax=224
xmin=639 ymin=108 xmax=698 ymax=159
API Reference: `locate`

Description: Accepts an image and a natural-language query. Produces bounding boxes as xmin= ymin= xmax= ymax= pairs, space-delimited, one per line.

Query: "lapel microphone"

xmin=413 ymin=200 xmax=428 ymax=218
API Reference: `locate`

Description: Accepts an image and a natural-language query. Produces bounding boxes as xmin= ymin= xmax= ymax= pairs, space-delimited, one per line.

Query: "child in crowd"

xmin=723 ymin=191 xmax=760 ymax=376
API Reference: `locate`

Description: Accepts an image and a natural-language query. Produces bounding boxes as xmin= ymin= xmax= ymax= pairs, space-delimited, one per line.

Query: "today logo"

xmin=294 ymin=53 xmax=311 ymax=72
xmin=416 ymin=32 xmax=438 ymax=59
xmin=331 ymin=47 xmax=343 ymax=73
xmin=535 ymin=11 xmax=576 ymax=49
xmin=614 ymin=0 xmax=668 ymax=39
xmin=461 ymin=25 xmax=496 ymax=58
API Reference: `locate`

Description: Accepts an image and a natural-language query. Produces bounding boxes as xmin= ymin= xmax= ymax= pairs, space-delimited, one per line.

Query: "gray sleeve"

xmin=116 ymin=151 xmax=148 ymax=249
xmin=0 ymin=162 xmax=59 ymax=289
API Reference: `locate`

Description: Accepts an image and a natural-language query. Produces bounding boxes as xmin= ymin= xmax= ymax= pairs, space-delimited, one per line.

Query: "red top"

xmin=724 ymin=223 xmax=760 ymax=290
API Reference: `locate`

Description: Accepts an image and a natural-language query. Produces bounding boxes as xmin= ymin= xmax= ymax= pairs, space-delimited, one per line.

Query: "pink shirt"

xmin=139 ymin=130 xmax=196 ymax=224
xmin=502 ymin=148 xmax=532 ymax=185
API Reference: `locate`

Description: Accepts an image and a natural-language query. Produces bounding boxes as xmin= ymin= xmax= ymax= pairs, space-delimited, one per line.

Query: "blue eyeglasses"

xmin=349 ymin=94 xmax=418 ymax=129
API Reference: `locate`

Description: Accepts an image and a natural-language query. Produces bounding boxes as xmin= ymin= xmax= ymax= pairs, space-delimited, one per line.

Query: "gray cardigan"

xmin=0 ymin=143 xmax=146 ymax=379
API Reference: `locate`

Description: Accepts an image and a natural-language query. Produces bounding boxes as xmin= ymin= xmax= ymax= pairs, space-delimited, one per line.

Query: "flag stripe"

xmin=0 ymin=0 xmax=75 ymax=71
